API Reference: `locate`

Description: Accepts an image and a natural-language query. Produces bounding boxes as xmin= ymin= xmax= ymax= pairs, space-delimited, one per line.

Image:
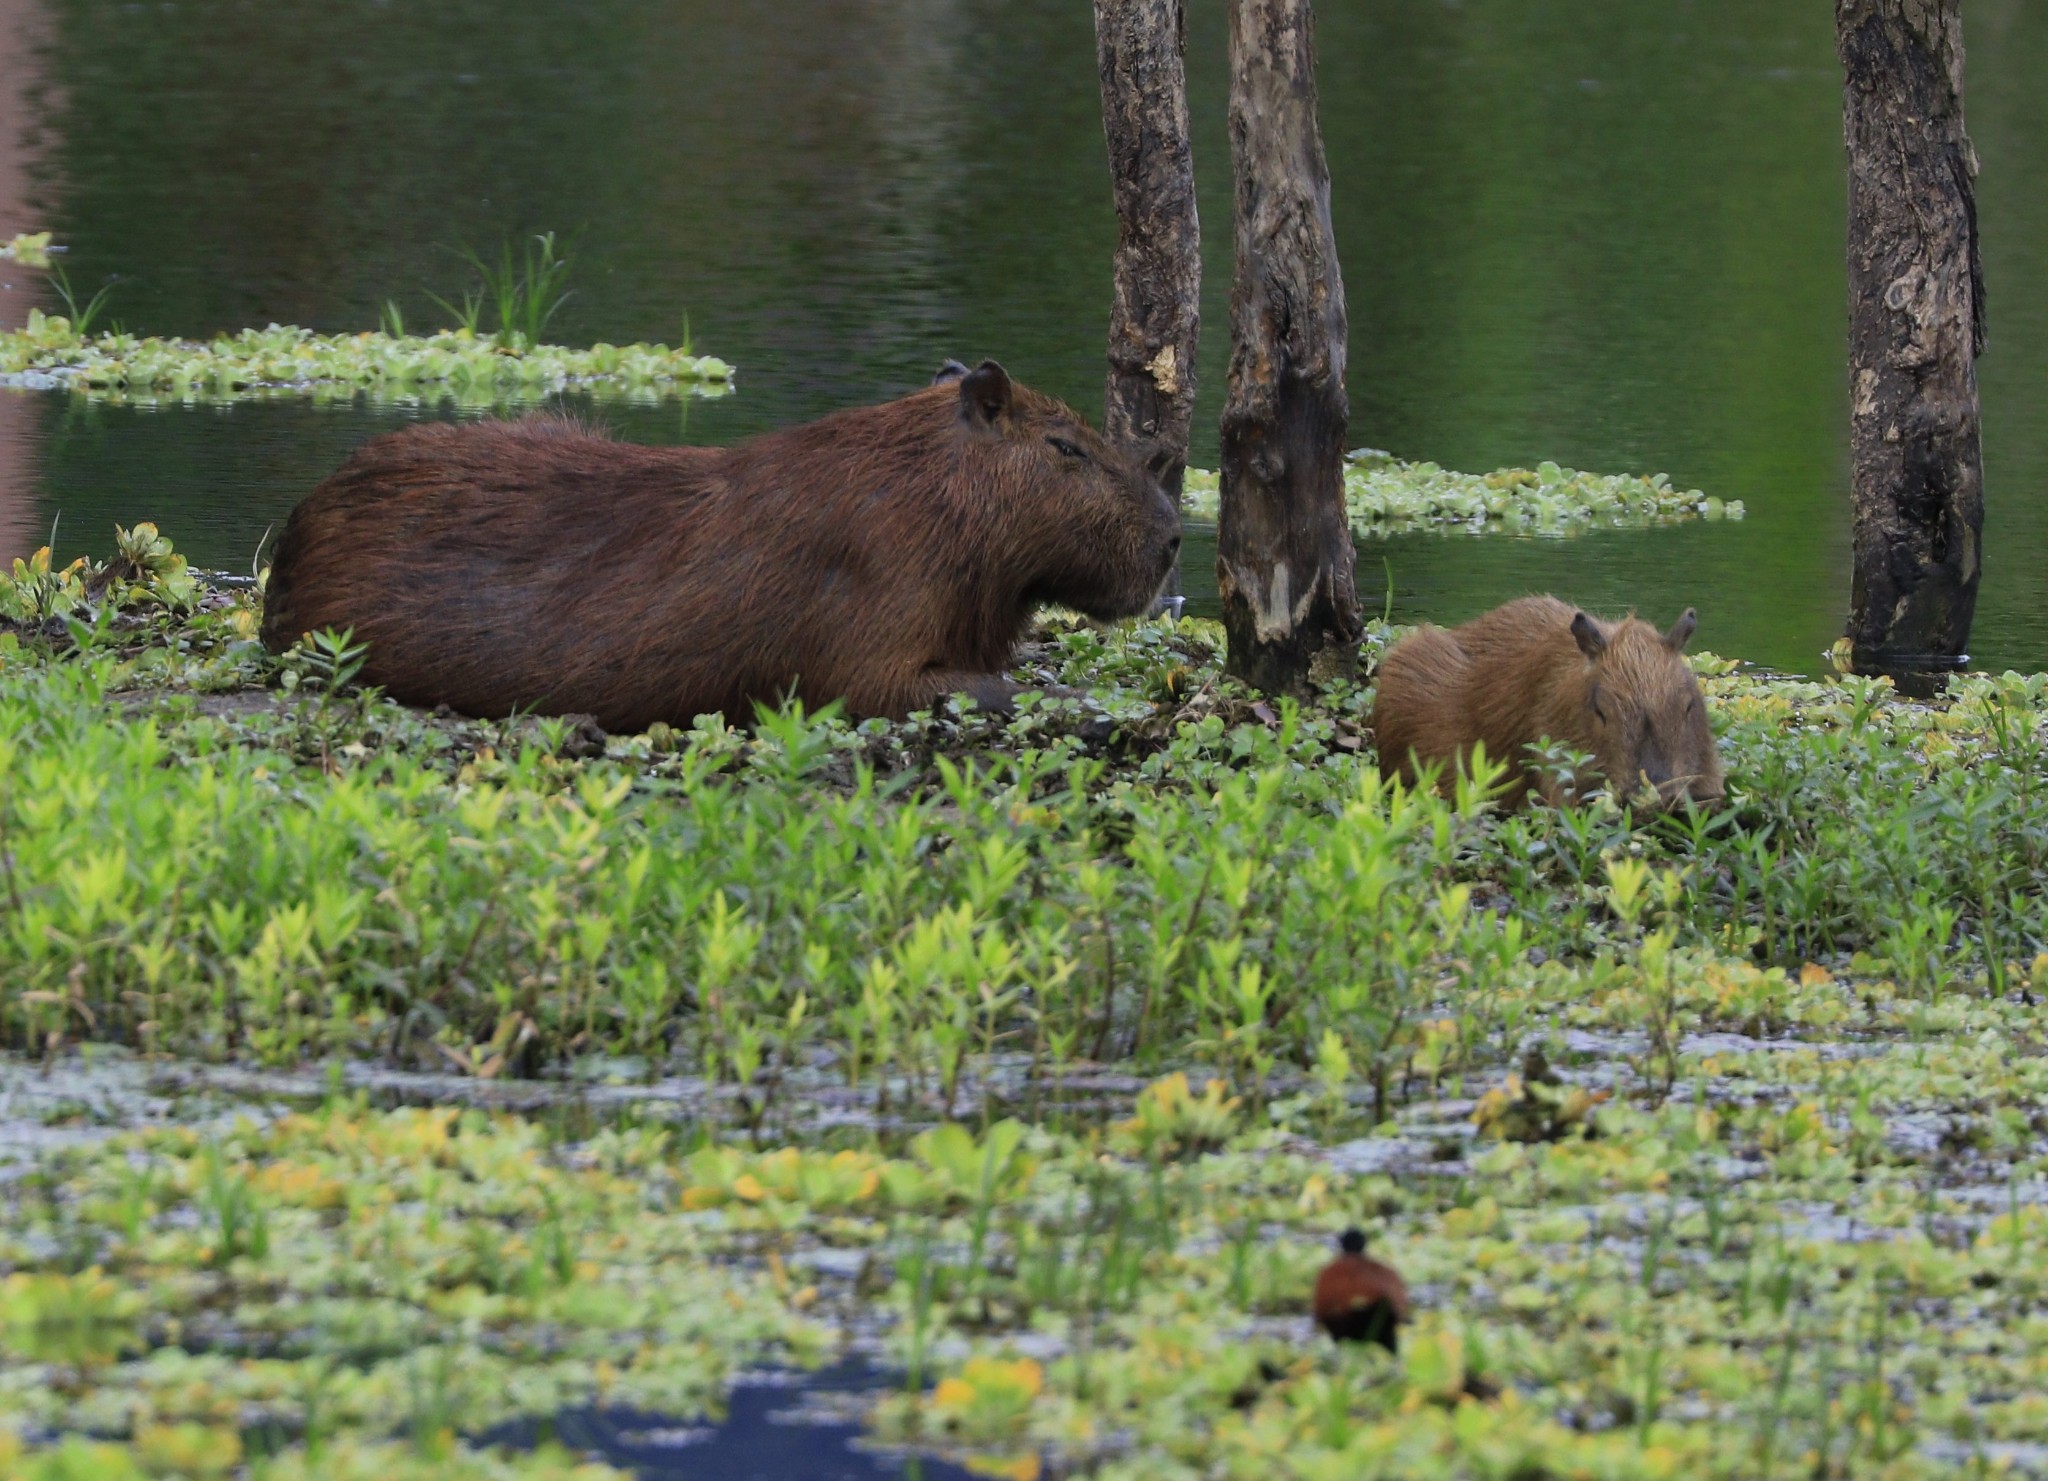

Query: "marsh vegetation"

xmin=3 ymin=538 xmax=2047 ymax=1477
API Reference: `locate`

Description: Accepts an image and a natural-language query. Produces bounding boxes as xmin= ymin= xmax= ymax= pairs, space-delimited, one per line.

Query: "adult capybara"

xmin=260 ymin=360 xmax=1182 ymax=731
xmin=1370 ymin=595 xmax=1723 ymax=811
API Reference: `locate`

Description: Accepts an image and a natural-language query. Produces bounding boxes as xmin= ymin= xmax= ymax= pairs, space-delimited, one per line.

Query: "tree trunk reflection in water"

xmin=0 ymin=0 xmax=46 ymax=564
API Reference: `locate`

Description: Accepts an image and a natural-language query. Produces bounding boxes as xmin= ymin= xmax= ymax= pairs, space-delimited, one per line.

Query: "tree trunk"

xmin=1095 ymin=0 xmax=1201 ymax=611
xmin=1218 ymin=0 xmax=1360 ymax=694
xmin=1837 ymin=0 xmax=1984 ymax=673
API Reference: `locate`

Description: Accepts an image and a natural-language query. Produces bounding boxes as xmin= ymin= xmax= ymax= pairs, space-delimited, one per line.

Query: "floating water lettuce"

xmin=0 ymin=232 xmax=53 ymax=267
xmin=0 ymin=522 xmax=194 ymax=623
xmin=0 ymin=310 xmax=733 ymax=407
xmin=1183 ymin=453 xmax=1743 ymax=536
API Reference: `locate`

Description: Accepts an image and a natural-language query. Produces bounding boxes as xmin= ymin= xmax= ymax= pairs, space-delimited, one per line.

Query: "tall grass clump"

xmin=45 ymin=263 xmax=118 ymax=338
xmin=431 ymin=231 xmax=575 ymax=352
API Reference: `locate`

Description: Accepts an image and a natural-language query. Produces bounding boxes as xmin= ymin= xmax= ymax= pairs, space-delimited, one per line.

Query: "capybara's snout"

xmin=1631 ymin=767 xmax=1723 ymax=815
xmin=1662 ymin=773 xmax=1724 ymax=811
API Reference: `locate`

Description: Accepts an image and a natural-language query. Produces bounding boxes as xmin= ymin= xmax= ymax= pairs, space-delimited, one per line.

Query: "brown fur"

xmin=260 ymin=361 xmax=1181 ymax=731
xmin=1370 ymin=595 xmax=1724 ymax=810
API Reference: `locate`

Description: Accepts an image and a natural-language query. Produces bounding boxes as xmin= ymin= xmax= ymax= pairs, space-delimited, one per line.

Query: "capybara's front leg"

xmin=902 ymin=668 xmax=1024 ymax=717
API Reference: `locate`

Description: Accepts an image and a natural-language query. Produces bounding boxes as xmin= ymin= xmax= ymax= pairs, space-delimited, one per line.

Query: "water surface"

xmin=3 ymin=0 xmax=2044 ymax=675
xmin=481 ymin=1365 xmax=980 ymax=1481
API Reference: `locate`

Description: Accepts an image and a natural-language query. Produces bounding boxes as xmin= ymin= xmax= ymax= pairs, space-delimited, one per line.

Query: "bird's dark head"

xmin=1338 ymin=1228 xmax=1366 ymax=1256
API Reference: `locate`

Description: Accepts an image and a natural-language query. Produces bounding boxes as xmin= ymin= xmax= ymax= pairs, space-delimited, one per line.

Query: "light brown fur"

xmin=1370 ymin=595 xmax=1723 ymax=810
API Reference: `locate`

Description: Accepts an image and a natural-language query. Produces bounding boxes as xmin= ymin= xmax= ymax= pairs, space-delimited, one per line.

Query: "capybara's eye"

xmin=1046 ymin=436 xmax=1088 ymax=460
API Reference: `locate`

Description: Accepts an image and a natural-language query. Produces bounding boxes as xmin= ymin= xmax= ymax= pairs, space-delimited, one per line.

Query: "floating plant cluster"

xmin=0 ymin=311 xmax=734 ymax=408
xmin=0 ymin=232 xmax=53 ymax=267
xmin=1184 ymin=453 xmax=1743 ymax=536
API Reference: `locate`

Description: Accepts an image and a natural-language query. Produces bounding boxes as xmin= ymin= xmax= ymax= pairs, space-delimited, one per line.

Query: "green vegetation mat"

xmin=1 ymin=532 xmax=2043 ymax=1480
xmin=1184 ymin=456 xmax=1743 ymax=537
xmin=0 ymin=233 xmax=53 ymax=267
xmin=0 ymin=313 xmax=733 ymax=408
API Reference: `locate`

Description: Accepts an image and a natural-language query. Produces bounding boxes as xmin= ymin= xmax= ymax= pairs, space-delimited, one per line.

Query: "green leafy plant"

xmin=279 ymin=626 xmax=371 ymax=695
xmin=438 ymin=231 xmax=576 ymax=352
xmin=46 ymin=263 xmax=118 ymax=337
xmin=1 ymin=545 xmax=2047 ymax=1478
xmin=0 ymin=312 xmax=731 ymax=405
xmin=425 ymin=283 xmax=485 ymax=338
xmin=197 ymin=1146 xmax=270 ymax=1266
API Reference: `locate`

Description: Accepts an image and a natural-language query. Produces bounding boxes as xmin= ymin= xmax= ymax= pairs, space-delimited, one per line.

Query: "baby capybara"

xmin=260 ymin=360 xmax=1182 ymax=730
xmin=1370 ymin=594 xmax=1723 ymax=810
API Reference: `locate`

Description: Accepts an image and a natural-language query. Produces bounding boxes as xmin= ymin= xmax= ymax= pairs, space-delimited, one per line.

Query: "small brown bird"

xmin=1312 ymin=1228 xmax=1411 ymax=1352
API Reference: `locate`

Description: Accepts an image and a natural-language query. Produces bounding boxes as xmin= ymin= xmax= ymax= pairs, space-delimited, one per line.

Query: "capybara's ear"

xmin=1144 ymin=444 xmax=1178 ymax=481
xmin=932 ymin=359 xmax=970 ymax=386
xmin=1664 ymin=608 xmax=1698 ymax=651
xmin=959 ymin=360 xmax=1014 ymax=428
xmin=1570 ymin=610 xmax=1607 ymax=661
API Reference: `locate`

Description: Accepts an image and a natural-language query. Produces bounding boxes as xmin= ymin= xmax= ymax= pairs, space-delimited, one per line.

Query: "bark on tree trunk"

xmin=1096 ymin=0 xmax=1201 ymax=611
xmin=1218 ymin=0 xmax=1360 ymax=694
xmin=1837 ymin=0 xmax=1985 ymax=672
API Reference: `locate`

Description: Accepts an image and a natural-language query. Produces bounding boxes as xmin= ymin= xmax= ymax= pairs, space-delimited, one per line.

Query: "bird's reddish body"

xmin=1311 ymin=1229 xmax=1410 ymax=1352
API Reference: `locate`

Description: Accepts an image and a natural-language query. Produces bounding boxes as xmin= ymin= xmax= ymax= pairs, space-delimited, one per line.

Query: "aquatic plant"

xmin=434 ymin=231 xmax=576 ymax=352
xmin=4 ymin=531 xmax=2048 ymax=1101
xmin=45 ymin=264 xmax=119 ymax=338
xmin=0 ymin=311 xmax=732 ymax=407
xmin=2 ymin=525 xmax=2047 ymax=1475
xmin=0 ymin=231 xmax=52 ymax=266
xmin=1183 ymin=453 xmax=1742 ymax=536
xmin=1111 ymin=1072 xmax=1242 ymax=1160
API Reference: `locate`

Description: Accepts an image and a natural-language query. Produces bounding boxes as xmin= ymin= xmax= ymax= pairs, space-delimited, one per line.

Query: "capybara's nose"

xmin=1657 ymin=776 xmax=1717 ymax=811
xmin=1165 ymin=533 xmax=1182 ymax=559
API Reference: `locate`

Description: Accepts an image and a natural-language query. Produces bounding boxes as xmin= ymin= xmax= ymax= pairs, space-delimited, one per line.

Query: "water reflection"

xmin=479 ymin=1363 xmax=980 ymax=1481
xmin=4 ymin=0 xmax=2046 ymax=677
xmin=0 ymin=0 xmax=46 ymax=561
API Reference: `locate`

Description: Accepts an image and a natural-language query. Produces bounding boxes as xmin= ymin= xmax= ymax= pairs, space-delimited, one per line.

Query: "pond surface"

xmin=1 ymin=0 xmax=2044 ymax=676
xmin=481 ymin=1365 xmax=982 ymax=1481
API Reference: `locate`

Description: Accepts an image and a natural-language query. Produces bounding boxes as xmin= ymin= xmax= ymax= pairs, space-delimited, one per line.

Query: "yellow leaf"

xmin=969 ymin=1454 xmax=1042 ymax=1481
xmin=932 ymin=1377 xmax=976 ymax=1412
xmin=1403 ymin=1328 xmax=1466 ymax=1402
xmin=136 ymin=1421 xmax=243 ymax=1477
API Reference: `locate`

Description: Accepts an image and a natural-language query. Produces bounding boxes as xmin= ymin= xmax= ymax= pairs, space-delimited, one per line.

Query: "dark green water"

xmin=4 ymin=0 xmax=2044 ymax=675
